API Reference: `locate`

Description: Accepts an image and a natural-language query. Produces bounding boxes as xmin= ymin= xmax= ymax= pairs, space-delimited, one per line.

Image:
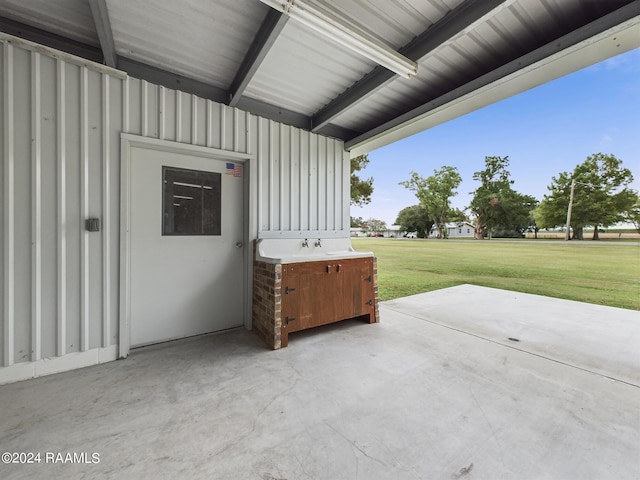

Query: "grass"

xmin=352 ymin=238 xmax=640 ymax=311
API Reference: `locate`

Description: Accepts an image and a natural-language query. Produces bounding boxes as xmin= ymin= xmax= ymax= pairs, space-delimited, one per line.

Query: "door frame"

xmin=119 ymin=134 xmax=255 ymax=358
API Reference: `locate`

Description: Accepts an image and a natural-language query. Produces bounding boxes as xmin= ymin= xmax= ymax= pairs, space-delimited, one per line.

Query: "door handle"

xmin=235 ymin=242 xmax=243 ymax=249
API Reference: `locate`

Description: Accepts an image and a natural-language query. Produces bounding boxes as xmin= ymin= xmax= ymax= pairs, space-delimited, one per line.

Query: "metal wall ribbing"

xmin=1 ymin=41 xmax=126 ymax=368
xmin=0 ymin=36 xmax=349 ymax=376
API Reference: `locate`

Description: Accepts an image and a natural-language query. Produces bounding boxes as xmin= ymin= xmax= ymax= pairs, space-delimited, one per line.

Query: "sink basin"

xmin=285 ymin=250 xmax=373 ymax=262
xmin=255 ymin=238 xmax=373 ymax=264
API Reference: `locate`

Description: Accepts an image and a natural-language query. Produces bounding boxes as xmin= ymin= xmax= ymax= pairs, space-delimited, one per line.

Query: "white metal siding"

xmin=254 ymin=119 xmax=347 ymax=234
xmin=0 ymin=41 xmax=126 ymax=370
xmin=0 ymin=36 xmax=349 ymax=378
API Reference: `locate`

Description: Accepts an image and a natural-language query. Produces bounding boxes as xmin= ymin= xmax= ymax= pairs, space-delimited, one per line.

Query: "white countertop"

xmin=255 ymin=238 xmax=373 ymax=264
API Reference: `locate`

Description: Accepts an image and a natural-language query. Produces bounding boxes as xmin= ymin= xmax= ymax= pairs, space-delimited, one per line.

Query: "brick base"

xmin=252 ymin=259 xmax=282 ymax=349
xmin=372 ymin=256 xmax=380 ymax=323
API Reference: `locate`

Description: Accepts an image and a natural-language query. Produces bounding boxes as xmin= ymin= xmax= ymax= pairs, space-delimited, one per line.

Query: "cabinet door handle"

xmin=285 ymin=316 xmax=296 ymax=325
xmin=285 ymin=286 xmax=296 ymax=294
xmin=365 ymin=300 xmax=373 ymax=306
xmin=336 ymin=264 xmax=341 ymax=272
xmin=326 ymin=264 xmax=331 ymax=273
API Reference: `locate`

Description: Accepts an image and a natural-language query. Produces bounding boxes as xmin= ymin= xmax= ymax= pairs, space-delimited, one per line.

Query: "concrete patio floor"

xmin=1 ymin=284 xmax=639 ymax=480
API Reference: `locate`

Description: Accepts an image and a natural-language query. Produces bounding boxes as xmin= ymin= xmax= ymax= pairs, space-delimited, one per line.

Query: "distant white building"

xmin=351 ymin=225 xmax=406 ymax=238
xmin=430 ymin=222 xmax=475 ymax=238
xmin=383 ymin=225 xmax=404 ymax=238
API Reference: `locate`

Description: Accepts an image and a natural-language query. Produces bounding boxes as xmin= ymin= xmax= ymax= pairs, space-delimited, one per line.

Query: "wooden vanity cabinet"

xmin=280 ymin=256 xmax=375 ymax=347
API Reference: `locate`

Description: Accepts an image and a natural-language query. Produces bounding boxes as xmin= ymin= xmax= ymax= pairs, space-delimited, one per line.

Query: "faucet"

xmin=315 ymin=238 xmax=322 ymax=248
xmin=302 ymin=239 xmax=309 ymax=248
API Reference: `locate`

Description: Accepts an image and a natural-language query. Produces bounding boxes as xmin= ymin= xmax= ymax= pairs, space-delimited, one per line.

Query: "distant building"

xmin=351 ymin=225 xmax=406 ymax=238
xmin=383 ymin=225 xmax=404 ymax=237
xmin=430 ymin=222 xmax=475 ymax=238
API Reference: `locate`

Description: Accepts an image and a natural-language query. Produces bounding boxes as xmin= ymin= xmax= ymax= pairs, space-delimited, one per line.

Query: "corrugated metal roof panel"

xmin=106 ymin=0 xmax=268 ymax=88
xmin=244 ymin=0 xmax=465 ymax=120
xmin=0 ymin=0 xmax=99 ymax=46
xmin=244 ymin=21 xmax=375 ymax=116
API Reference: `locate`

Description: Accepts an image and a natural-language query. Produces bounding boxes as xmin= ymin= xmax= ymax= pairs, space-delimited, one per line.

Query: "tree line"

xmin=387 ymin=153 xmax=637 ymax=239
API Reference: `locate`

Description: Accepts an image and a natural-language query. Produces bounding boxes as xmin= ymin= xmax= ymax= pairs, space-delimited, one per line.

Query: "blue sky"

xmin=351 ymin=48 xmax=640 ymax=227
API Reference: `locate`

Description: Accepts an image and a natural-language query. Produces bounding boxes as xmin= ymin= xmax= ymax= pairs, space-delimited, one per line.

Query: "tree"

xmin=448 ymin=208 xmax=469 ymax=224
xmin=525 ymin=201 xmax=541 ymax=239
xmin=399 ymin=166 xmax=462 ymax=238
xmin=395 ymin=205 xmax=433 ymax=238
xmin=535 ymin=153 xmax=635 ymax=240
xmin=468 ymin=156 xmax=537 ymax=239
xmin=491 ymin=192 xmax=539 ymax=238
xmin=622 ymin=192 xmax=640 ymax=234
xmin=362 ymin=218 xmax=387 ymax=235
xmin=350 ymin=216 xmax=364 ymax=228
xmin=534 ymin=170 xmax=575 ymax=236
xmin=351 ymin=154 xmax=374 ymax=207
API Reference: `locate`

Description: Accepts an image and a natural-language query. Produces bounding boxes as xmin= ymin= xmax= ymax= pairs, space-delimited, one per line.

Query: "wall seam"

xmin=206 ymin=100 xmax=212 ymax=147
xmin=80 ymin=66 xmax=89 ymax=352
xmin=175 ymin=91 xmax=182 ymax=142
xmin=56 ymin=58 xmax=67 ymax=357
xmin=102 ymin=73 xmax=111 ymax=348
xmin=31 ymin=51 xmax=42 ymax=361
xmin=257 ymin=118 xmax=263 ymax=232
xmin=158 ymin=86 xmax=165 ymax=140
xmin=191 ymin=94 xmax=197 ymax=145
xmin=3 ymin=42 xmax=15 ymax=366
xmin=220 ymin=104 xmax=226 ymax=150
xmin=233 ymin=107 xmax=238 ymax=152
xmin=141 ymin=80 xmax=148 ymax=137
xmin=268 ymin=120 xmax=273 ymax=230
xmin=279 ymin=124 xmax=284 ymax=230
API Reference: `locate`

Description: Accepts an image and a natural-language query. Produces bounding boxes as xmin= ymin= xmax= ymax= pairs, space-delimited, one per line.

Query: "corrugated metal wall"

xmin=0 ymin=41 xmax=127 ymax=369
xmin=0 ymin=36 xmax=349 ymax=376
xmin=124 ymin=78 xmax=349 ymax=235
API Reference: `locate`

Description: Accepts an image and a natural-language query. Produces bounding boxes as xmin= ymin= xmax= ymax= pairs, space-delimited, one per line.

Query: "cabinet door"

xmin=282 ymin=262 xmax=337 ymax=335
xmin=335 ymin=258 xmax=375 ymax=320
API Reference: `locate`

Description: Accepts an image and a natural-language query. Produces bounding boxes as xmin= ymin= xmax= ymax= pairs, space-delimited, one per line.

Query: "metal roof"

xmin=1 ymin=0 xmax=639 ymax=154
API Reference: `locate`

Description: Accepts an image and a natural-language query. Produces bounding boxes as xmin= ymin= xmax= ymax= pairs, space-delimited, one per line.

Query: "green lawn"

xmin=352 ymin=238 xmax=640 ymax=311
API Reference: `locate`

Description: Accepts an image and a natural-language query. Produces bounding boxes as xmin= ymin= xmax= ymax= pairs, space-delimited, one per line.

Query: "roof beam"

xmin=228 ymin=10 xmax=289 ymax=107
xmin=310 ymin=0 xmax=508 ymax=132
xmin=345 ymin=0 xmax=640 ymax=154
xmin=0 ymin=16 xmax=104 ymax=63
xmin=117 ymin=56 xmax=228 ymax=104
xmin=88 ymin=0 xmax=118 ymax=68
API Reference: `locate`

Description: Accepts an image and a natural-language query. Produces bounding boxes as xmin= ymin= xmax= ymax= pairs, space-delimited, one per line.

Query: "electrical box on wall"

xmin=85 ymin=218 xmax=100 ymax=232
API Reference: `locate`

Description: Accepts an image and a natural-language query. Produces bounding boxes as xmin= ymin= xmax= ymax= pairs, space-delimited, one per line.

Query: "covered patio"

xmin=2 ymin=285 xmax=638 ymax=479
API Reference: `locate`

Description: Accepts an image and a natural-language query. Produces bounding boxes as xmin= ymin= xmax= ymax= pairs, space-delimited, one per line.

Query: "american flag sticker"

xmin=225 ymin=162 xmax=243 ymax=177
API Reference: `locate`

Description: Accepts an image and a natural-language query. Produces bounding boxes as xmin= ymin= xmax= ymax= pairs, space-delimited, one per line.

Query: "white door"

xmin=129 ymin=146 xmax=245 ymax=347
